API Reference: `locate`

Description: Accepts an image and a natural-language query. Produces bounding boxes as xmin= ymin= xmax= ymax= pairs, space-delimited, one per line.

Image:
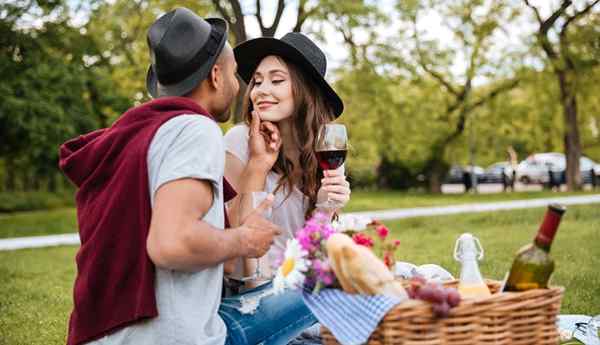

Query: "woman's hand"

xmin=248 ymin=111 xmax=282 ymax=173
xmin=317 ymin=168 xmax=351 ymax=210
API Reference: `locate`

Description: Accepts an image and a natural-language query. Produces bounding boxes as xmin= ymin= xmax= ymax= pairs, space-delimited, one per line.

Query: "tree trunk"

xmin=428 ymin=164 xmax=444 ymax=194
xmin=557 ymin=70 xmax=582 ymax=190
xmin=423 ymin=143 xmax=450 ymax=194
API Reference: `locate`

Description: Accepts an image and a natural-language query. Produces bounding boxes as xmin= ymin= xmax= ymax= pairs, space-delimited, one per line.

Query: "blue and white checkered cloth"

xmin=302 ymin=289 xmax=403 ymax=345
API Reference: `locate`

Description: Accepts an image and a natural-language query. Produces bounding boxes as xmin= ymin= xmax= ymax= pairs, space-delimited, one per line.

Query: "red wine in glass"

xmin=316 ymin=149 xmax=347 ymax=170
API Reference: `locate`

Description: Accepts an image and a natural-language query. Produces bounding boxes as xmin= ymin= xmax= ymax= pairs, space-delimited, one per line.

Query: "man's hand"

xmin=248 ymin=111 xmax=282 ymax=173
xmin=236 ymin=194 xmax=281 ymax=258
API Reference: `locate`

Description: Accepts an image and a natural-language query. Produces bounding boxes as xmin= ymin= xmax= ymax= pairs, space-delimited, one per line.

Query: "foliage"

xmin=0 ymin=0 xmax=599 ymax=193
xmin=0 ymin=190 xmax=74 ymax=213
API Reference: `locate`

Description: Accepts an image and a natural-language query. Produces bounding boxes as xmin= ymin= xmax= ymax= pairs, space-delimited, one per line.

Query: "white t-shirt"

xmin=89 ymin=115 xmax=227 ymax=345
xmin=224 ymin=124 xmax=310 ymax=264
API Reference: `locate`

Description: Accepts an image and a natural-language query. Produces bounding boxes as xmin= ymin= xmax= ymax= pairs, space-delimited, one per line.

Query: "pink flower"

xmin=376 ymin=225 xmax=389 ymax=240
xmin=393 ymin=239 xmax=401 ymax=247
xmin=352 ymin=233 xmax=374 ymax=248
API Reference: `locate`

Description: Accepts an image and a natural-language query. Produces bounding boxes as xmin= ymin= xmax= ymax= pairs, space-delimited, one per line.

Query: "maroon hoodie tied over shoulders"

xmin=59 ymin=97 xmax=236 ymax=345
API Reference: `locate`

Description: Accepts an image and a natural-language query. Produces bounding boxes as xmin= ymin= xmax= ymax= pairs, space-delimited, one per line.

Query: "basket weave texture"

xmin=321 ymin=281 xmax=564 ymax=345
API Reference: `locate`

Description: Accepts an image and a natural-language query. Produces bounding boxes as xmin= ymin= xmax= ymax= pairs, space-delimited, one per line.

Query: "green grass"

xmin=0 ymin=190 xmax=74 ymax=213
xmin=0 ymin=190 xmax=597 ymax=238
xmin=0 ymin=246 xmax=75 ymax=345
xmin=385 ymin=204 xmax=600 ymax=315
xmin=0 ymin=208 xmax=77 ymax=239
xmin=1 ymin=205 xmax=598 ymax=345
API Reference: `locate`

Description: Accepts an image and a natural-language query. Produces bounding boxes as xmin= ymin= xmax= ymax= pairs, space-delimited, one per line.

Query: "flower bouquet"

xmin=272 ymin=213 xmax=402 ymax=295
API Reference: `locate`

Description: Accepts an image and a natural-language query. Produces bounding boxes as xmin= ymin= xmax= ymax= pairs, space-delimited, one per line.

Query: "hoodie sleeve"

xmin=147 ymin=115 xmax=224 ymax=205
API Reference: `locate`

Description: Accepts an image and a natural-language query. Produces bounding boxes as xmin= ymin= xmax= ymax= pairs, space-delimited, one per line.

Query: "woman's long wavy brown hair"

xmin=242 ymin=56 xmax=336 ymax=219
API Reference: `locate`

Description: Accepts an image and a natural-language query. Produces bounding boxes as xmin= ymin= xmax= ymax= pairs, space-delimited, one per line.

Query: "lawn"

xmin=1 ymin=204 xmax=599 ymax=345
xmin=0 ymin=190 xmax=597 ymax=238
xmin=0 ymin=208 xmax=77 ymax=239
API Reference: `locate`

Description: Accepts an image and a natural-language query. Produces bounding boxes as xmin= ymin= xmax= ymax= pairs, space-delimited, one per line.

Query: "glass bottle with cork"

xmin=503 ymin=204 xmax=566 ymax=292
xmin=454 ymin=233 xmax=491 ymax=299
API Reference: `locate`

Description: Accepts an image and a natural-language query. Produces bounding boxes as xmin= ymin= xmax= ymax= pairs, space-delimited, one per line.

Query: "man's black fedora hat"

xmin=146 ymin=7 xmax=228 ymax=98
xmin=234 ymin=32 xmax=344 ymax=117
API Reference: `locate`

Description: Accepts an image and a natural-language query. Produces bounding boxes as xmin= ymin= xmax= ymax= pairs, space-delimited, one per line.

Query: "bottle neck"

xmin=533 ymin=206 xmax=564 ymax=252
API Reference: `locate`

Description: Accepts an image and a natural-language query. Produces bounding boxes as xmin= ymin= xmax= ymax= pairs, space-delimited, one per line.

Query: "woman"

xmin=224 ymin=32 xmax=351 ymax=280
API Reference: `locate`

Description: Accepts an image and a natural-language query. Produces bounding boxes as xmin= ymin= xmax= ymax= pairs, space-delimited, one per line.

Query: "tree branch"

xmin=255 ymin=0 xmax=264 ymax=30
xmin=560 ymin=0 xmax=600 ymax=36
xmin=523 ymin=0 xmax=544 ymax=25
xmin=411 ymin=16 xmax=458 ymax=96
xmin=523 ymin=0 xmax=572 ymax=63
xmin=211 ymin=0 xmax=233 ymax=25
xmin=464 ymin=79 xmax=520 ymax=113
xmin=256 ymin=0 xmax=285 ymax=37
xmin=211 ymin=0 xmax=246 ymax=43
xmin=270 ymin=0 xmax=286 ymax=36
xmin=294 ymin=0 xmax=318 ymax=32
xmin=541 ymin=0 xmax=572 ymax=36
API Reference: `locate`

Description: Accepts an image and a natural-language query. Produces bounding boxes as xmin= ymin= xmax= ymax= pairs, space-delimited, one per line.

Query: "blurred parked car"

xmin=483 ymin=162 xmax=514 ymax=183
xmin=517 ymin=152 xmax=600 ymax=184
xmin=516 ymin=153 xmax=564 ymax=184
xmin=445 ymin=165 xmax=485 ymax=184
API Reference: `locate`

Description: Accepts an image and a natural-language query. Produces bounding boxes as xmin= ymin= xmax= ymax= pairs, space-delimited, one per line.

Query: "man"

xmin=59 ymin=8 xmax=314 ymax=345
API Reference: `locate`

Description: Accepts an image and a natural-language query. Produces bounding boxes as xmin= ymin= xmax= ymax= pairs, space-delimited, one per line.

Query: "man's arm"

xmin=146 ymin=177 xmax=279 ymax=271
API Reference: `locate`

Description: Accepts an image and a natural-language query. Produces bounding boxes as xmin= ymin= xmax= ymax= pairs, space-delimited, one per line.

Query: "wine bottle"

xmin=503 ymin=204 xmax=566 ymax=292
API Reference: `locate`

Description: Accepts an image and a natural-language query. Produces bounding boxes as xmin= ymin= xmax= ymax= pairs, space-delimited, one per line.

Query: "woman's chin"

xmin=258 ymin=112 xmax=287 ymax=123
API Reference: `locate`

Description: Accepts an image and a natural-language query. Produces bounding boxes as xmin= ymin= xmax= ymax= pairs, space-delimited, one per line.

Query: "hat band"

xmin=156 ymin=26 xmax=221 ymax=85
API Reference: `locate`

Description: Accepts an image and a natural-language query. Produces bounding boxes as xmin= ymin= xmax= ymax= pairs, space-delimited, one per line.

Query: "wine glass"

xmin=315 ymin=124 xmax=348 ymax=209
xmin=237 ymin=191 xmax=273 ymax=282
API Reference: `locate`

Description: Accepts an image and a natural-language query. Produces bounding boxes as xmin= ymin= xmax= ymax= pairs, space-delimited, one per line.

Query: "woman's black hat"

xmin=234 ymin=32 xmax=344 ymax=117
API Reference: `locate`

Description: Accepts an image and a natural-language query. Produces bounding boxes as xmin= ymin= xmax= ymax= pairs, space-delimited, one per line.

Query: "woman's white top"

xmin=224 ymin=124 xmax=309 ymax=265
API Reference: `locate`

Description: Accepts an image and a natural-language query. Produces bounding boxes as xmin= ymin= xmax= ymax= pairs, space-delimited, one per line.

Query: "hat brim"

xmin=146 ymin=17 xmax=228 ymax=98
xmin=234 ymin=37 xmax=344 ymax=117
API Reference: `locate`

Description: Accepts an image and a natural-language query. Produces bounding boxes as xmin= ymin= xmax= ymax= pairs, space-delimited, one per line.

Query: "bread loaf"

xmin=340 ymin=243 xmax=408 ymax=299
xmin=326 ymin=233 xmax=358 ymax=294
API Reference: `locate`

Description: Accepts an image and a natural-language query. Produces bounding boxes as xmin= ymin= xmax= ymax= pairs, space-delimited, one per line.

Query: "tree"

xmin=523 ymin=0 xmax=600 ymax=190
xmin=390 ymin=0 xmax=521 ymax=192
xmin=0 ymin=0 xmax=128 ymax=191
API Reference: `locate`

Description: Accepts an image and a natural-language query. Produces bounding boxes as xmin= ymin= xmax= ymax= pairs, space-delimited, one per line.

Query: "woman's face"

xmin=250 ymin=55 xmax=294 ymax=122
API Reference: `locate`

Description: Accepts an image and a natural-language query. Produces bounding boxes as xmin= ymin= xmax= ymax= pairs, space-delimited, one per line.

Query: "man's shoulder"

xmin=160 ymin=114 xmax=222 ymax=136
xmin=225 ymin=123 xmax=249 ymax=138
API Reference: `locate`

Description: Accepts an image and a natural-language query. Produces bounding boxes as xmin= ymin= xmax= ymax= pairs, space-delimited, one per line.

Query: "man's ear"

xmin=208 ymin=64 xmax=221 ymax=91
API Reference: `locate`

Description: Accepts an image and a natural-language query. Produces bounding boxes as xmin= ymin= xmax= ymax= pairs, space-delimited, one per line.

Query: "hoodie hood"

xmin=59 ymin=129 xmax=107 ymax=187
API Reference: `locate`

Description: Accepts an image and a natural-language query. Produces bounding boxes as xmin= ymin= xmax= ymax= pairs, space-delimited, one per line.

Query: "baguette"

xmin=340 ymin=244 xmax=408 ymax=299
xmin=326 ymin=233 xmax=358 ymax=294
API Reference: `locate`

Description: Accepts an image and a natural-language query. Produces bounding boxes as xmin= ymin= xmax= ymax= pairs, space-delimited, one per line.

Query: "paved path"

xmin=347 ymin=194 xmax=600 ymax=221
xmin=1 ymin=194 xmax=599 ymax=251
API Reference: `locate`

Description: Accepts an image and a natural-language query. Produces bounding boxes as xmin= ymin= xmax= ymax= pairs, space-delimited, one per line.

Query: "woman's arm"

xmin=224 ymin=112 xmax=281 ymax=276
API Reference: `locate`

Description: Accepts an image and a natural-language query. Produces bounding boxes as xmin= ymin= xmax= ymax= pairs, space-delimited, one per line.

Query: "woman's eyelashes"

xmin=253 ymin=78 xmax=285 ymax=86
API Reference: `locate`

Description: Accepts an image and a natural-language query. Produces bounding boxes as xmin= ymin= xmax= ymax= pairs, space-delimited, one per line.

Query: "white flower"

xmin=332 ymin=214 xmax=372 ymax=232
xmin=273 ymin=239 xmax=309 ymax=294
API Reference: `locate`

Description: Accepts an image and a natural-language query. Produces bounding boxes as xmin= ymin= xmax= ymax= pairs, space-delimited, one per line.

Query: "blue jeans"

xmin=219 ymin=283 xmax=316 ymax=345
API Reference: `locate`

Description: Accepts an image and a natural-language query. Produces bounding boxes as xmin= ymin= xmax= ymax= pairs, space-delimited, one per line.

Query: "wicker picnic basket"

xmin=321 ymin=281 xmax=564 ymax=345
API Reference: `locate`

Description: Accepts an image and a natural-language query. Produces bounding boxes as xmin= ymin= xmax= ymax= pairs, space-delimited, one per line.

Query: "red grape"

xmin=432 ymin=302 xmax=450 ymax=317
xmin=430 ymin=287 xmax=446 ymax=304
xmin=406 ymin=280 xmax=461 ymax=318
xmin=418 ymin=285 xmax=435 ymax=302
xmin=447 ymin=289 xmax=461 ymax=307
